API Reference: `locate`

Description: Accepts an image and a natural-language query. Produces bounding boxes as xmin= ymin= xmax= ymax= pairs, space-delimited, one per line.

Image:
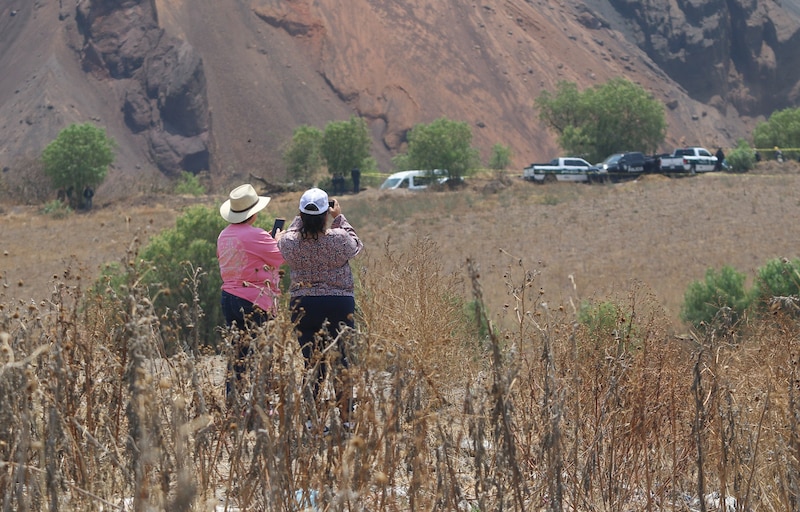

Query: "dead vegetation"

xmin=1 ymin=227 xmax=799 ymax=510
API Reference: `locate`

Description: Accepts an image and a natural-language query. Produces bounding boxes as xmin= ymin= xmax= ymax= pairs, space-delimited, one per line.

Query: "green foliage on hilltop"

xmin=41 ymin=123 xmax=115 ymax=209
xmin=535 ymin=78 xmax=666 ymax=164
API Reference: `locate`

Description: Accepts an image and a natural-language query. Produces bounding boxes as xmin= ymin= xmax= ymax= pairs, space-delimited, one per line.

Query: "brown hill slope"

xmin=0 ymin=0 xmax=798 ymax=197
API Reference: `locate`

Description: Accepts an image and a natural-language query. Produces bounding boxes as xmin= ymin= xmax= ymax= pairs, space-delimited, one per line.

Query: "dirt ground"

xmin=2 ymin=162 xmax=799 ymax=332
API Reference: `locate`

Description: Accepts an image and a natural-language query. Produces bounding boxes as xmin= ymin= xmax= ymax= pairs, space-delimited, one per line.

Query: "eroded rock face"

xmin=609 ymin=0 xmax=800 ymax=114
xmin=77 ymin=0 xmax=209 ymax=175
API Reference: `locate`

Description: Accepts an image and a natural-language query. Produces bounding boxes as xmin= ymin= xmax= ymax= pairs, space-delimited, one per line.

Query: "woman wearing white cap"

xmin=278 ymin=187 xmax=363 ymax=427
xmin=217 ymin=184 xmax=284 ymax=396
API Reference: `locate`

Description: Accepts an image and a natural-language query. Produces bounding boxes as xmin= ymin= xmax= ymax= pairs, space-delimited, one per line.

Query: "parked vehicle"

xmin=523 ymin=157 xmax=599 ymax=183
xmin=379 ymin=170 xmax=447 ymax=191
xmin=596 ymin=152 xmax=647 ymax=182
xmin=657 ymin=147 xmax=718 ymax=174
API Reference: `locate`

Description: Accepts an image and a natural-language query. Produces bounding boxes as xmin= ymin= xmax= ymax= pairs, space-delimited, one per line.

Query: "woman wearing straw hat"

xmin=218 ymin=183 xmax=284 ymax=396
xmin=278 ymin=187 xmax=363 ymax=430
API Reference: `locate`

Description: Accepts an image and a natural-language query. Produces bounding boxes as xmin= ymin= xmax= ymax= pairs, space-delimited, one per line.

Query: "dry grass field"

xmin=3 ymin=161 xmax=800 ymax=328
xmin=1 ymin=163 xmax=800 ymax=510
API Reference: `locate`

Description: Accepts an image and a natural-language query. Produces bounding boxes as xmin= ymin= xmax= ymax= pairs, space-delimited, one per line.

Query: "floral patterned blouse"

xmin=278 ymin=214 xmax=363 ymax=297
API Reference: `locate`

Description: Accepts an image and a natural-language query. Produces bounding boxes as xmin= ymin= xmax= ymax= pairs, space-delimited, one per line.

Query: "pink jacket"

xmin=217 ymin=223 xmax=285 ymax=312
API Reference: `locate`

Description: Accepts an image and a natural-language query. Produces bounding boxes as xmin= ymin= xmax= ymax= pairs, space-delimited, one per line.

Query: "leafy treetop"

xmin=535 ymin=78 xmax=666 ymax=164
xmin=42 ymin=123 xmax=115 ymax=206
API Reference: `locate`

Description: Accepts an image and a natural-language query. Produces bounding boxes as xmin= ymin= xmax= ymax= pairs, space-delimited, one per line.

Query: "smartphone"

xmin=329 ymin=200 xmax=335 ymax=209
xmin=270 ymin=218 xmax=285 ymax=238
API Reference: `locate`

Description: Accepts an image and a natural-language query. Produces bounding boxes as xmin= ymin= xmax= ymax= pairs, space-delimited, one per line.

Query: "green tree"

xmin=320 ymin=116 xmax=371 ymax=177
xmin=753 ymin=107 xmax=800 ymax=160
xmin=725 ymin=139 xmax=756 ymax=173
xmin=283 ymin=125 xmax=323 ymax=185
xmin=405 ymin=117 xmax=480 ymax=179
xmin=41 ymin=123 xmax=115 ymax=208
xmin=535 ymin=78 xmax=666 ymax=164
xmin=680 ymin=266 xmax=753 ymax=332
xmin=488 ymin=143 xmax=512 ymax=170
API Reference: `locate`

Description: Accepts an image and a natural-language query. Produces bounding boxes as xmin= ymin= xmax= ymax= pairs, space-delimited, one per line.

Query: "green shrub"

xmin=680 ymin=265 xmax=753 ymax=332
xmin=41 ymin=199 xmax=72 ymax=218
xmin=578 ymin=300 xmax=619 ymax=335
xmin=753 ymin=257 xmax=800 ymax=302
xmin=725 ymin=139 xmax=756 ymax=173
xmin=94 ymin=205 xmax=282 ymax=349
xmin=488 ymin=143 xmax=512 ymax=170
xmin=578 ymin=300 xmax=640 ymax=349
xmin=174 ymin=171 xmax=206 ymax=196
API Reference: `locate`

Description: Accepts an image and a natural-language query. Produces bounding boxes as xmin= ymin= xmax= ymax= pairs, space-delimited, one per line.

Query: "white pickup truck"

xmin=523 ymin=157 xmax=600 ymax=183
xmin=657 ymin=147 xmax=718 ymax=174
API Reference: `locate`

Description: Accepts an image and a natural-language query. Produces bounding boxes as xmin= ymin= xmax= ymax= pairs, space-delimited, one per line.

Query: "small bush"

xmin=725 ymin=139 xmax=756 ymax=173
xmin=680 ymin=265 xmax=753 ymax=332
xmin=578 ymin=299 xmax=641 ymax=350
xmin=753 ymin=257 xmax=800 ymax=302
xmin=488 ymin=143 xmax=512 ymax=170
xmin=94 ymin=205 xmax=281 ymax=350
xmin=174 ymin=171 xmax=206 ymax=196
xmin=41 ymin=199 xmax=72 ymax=218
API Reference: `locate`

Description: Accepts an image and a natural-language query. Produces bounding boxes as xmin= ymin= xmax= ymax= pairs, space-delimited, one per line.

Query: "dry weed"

xmin=0 ymin=234 xmax=798 ymax=511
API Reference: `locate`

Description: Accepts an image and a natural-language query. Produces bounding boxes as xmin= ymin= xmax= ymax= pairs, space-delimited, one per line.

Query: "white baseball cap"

xmin=299 ymin=187 xmax=329 ymax=215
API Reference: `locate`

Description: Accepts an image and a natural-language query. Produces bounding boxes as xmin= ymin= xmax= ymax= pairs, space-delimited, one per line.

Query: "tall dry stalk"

xmin=1 ymin=233 xmax=800 ymax=510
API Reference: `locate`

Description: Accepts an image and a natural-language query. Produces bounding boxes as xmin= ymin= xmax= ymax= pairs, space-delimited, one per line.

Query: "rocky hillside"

xmin=0 ymin=0 xmax=798 ymax=195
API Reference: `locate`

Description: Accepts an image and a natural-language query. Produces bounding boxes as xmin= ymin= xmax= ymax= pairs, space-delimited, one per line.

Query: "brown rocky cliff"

xmin=0 ymin=0 xmax=798 ymax=191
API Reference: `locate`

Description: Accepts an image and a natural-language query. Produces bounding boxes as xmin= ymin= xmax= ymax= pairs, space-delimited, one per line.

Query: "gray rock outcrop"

xmin=609 ymin=0 xmax=800 ymax=114
xmin=77 ymin=0 xmax=209 ymax=175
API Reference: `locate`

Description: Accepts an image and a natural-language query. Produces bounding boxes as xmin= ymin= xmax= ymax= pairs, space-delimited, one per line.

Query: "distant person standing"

xmin=351 ymin=167 xmax=361 ymax=194
xmin=775 ymin=147 xmax=784 ymax=163
xmin=714 ymin=147 xmax=725 ymax=172
xmin=333 ymin=173 xmax=345 ymax=195
xmin=83 ymin=185 xmax=94 ymax=210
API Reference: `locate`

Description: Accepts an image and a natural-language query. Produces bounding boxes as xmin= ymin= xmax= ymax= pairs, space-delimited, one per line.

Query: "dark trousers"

xmin=221 ymin=291 xmax=268 ymax=398
xmin=291 ymin=295 xmax=355 ymax=417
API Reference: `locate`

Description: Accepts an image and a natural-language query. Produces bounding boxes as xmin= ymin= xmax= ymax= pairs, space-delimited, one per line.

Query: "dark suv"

xmin=597 ymin=152 xmax=646 ymax=182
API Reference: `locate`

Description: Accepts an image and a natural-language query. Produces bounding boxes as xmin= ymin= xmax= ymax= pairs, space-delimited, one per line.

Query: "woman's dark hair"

xmin=300 ymin=212 xmax=327 ymax=240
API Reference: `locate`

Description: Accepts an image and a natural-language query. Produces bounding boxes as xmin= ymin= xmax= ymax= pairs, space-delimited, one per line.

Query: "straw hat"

xmin=219 ymin=184 xmax=271 ymax=223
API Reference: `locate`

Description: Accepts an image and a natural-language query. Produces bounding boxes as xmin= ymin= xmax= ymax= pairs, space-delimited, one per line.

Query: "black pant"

xmin=221 ymin=291 xmax=268 ymax=398
xmin=291 ymin=295 xmax=355 ymax=416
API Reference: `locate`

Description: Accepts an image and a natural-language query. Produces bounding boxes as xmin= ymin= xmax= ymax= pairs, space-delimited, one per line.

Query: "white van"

xmin=379 ymin=170 xmax=446 ymax=191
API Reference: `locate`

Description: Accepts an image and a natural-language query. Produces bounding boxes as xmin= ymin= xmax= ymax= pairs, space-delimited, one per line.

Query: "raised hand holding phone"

xmin=270 ymin=217 xmax=285 ymax=238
